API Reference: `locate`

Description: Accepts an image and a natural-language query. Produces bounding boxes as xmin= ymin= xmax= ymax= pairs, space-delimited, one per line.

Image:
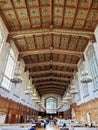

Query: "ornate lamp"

xmin=61 ymin=100 xmax=67 ymax=103
xmin=32 ymin=96 xmax=39 ymax=100
xmin=35 ymin=100 xmax=41 ymax=103
xmin=11 ymin=61 xmax=23 ymax=86
xmin=25 ymin=90 xmax=32 ymax=95
xmin=80 ymin=71 xmax=92 ymax=83
xmin=64 ymin=93 xmax=72 ymax=100
xmin=33 ymin=88 xmax=37 ymax=96
xmin=70 ymin=85 xmax=78 ymax=95
xmin=25 ymin=79 xmax=33 ymax=95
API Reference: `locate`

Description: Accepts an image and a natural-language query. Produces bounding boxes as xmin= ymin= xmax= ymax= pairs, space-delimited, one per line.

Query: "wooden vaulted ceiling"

xmin=0 ymin=0 xmax=98 ymax=96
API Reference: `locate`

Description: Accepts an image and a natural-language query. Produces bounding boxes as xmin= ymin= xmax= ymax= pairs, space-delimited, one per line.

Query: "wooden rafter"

xmin=32 ymin=76 xmax=71 ymax=82
xmin=38 ymin=85 xmax=65 ymax=89
xmin=35 ymin=81 xmax=68 ymax=86
xmin=61 ymin=0 xmax=66 ymax=26
xmin=30 ymin=70 xmax=74 ymax=76
xmin=39 ymin=89 xmax=62 ymax=93
xmin=24 ymin=0 xmax=32 ymax=28
xmin=37 ymin=84 xmax=66 ymax=88
xmin=25 ymin=62 xmax=77 ymax=68
xmin=9 ymin=28 xmax=93 ymax=38
xmin=50 ymin=0 xmax=53 ymax=25
xmin=1 ymin=0 xmax=97 ymax=96
xmin=39 ymin=90 xmax=63 ymax=95
xmin=71 ymin=0 xmax=80 ymax=28
xmin=38 ymin=0 xmax=42 ymax=27
xmin=37 ymin=85 xmax=66 ymax=90
xmin=20 ymin=49 xmax=83 ymax=57
xmin=10 ymin=0 xmax=21 ymax=29
xmin=38 ymin=87 xmax=65 ymax=92
xmin=81 ymin=0 xmax=93 ymax=29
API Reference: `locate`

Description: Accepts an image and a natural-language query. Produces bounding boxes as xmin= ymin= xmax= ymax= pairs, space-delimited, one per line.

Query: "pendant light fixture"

xmin=11 ymin=61 xmax=23 ymax=86
xmin=80 ymin=70 xmax=92 ymax=83
xmin=25 ymin=78 xmax=32 ymax=95
xmin=64 ymin=93 xmax=72 ymax=100
xmin=70 ymin=85 xmax=78 ymax=95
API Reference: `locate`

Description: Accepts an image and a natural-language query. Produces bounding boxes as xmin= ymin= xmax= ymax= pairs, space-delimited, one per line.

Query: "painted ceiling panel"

xmin=0 ymin=0 xmax=97 ymax=96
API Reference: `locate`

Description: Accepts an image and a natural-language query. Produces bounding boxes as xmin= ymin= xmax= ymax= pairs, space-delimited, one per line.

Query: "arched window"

xmin=1 ymin=48 xmax=16 ymax=90
xmin=86 ymin=45 xmax=98 ymax=91
xmin=46 ymin=97 xmax=57 ymax=114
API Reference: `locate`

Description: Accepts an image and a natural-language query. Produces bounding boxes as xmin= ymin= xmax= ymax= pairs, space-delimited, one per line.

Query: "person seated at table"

xmin=63 ymin=123 xmax=67 ymax=128
xmin=29 ymin=124 xmax=36 ymax=130
xmin=41 ymin=120 xmax=46 ymax=128
xmin=61 ymin=123 xmax=69 ymax=130
xmin=91 ymin=121 xmax=96 ymax=128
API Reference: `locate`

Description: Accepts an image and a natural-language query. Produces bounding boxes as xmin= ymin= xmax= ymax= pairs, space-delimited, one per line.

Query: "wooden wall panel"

xmin=0 ymin=96 xmax=38 ymax=124
xmin=70 ymin=98 xmax=98 ymax=123
xmin=63 ymin=109 xmax=71 ymax=119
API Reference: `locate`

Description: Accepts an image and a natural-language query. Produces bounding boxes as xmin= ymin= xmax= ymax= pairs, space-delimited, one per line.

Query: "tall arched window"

xmin=86 ymin=45 xmax=98 ymax=91
xmin=1 ymin=48 xmax=16 ymax=90
xmin=46 ymin=97 xmax=57 ymax=114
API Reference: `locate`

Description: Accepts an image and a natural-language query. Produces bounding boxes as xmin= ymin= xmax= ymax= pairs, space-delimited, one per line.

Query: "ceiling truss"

xmin=0 ymin=0 xmax=97 ymax=95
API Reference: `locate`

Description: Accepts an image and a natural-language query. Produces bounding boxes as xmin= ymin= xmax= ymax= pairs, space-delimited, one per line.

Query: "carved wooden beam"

xmin=26 ymin=61 xmax=77 ymax=68
xmin=9 ymin=28 xmax=94 ymax=39
xmin=30 ymin=70 xmax=73 ymax=76
xmin=37 ymin=85 xmax=66 ymax=91
xmin=32 ymin=76 xmax=71 ymax=81
xmin=39 ymin=90 xmax=62 ymax=95
xmin=20 ymin=49 xmax=83 ymax=57
xmin=39 ymin=89 xmax=63 ymax=93
xmin=35 ymin=81 xmax=68 ymax=86
xmin=38 ymin=85 xmax=65 ymax=89
xmin=36 ymin=83 xmax=67 ymax=87
xmin=37 ymin=85 xmax=66 ymax=89
xmin=38 ymin=88 xmax=65 ymax=92
xmin=37 ymin=84 xmax=68 ymax=88
xmin=34 ymin=79 xmax=70 ymax=83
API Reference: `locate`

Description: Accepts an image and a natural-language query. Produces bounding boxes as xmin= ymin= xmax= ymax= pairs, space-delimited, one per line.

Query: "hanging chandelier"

xmin=11 ymin=61 xmax=23 ymax=86
xmin=25 ymin=90 xmax=32 ymax=95
xmin=25 ymin=79 xmax=33 ymax=95
xmin=35 ymin=100 xmax=41 ymax=103
xmin=64 ymin=93 xmax=72 ymax=100
xmin=33 ymin=88 xmax=37 ymax=96
xmin=32 ymin=96 xmax=39 ymax=100
xmin=80 ymin=71 xmax=92 ymax=83
xmin=61 ymin=100 xmax=67 ymax=103
xmin=10 ymin=71 xmax=23 ymax=84
xmin=79 ymin=40 xmax=92 ymax=84
xmin=70 ymin=85 xmax=78 ymax=95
